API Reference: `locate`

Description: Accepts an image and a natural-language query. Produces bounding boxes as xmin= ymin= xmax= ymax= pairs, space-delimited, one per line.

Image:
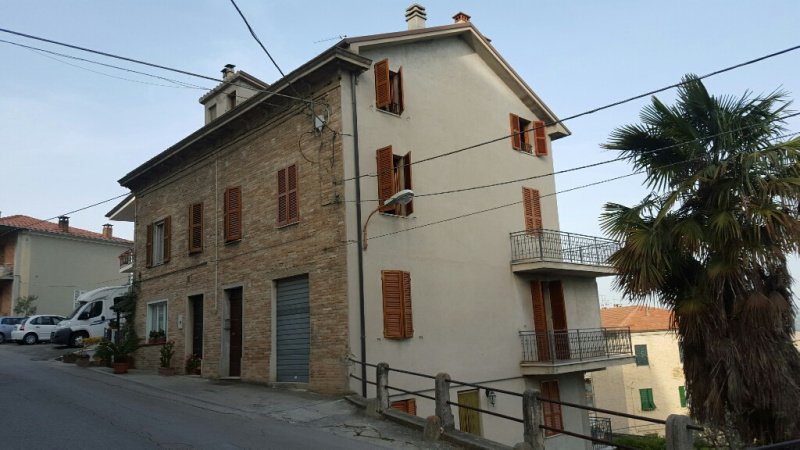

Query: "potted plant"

xmin=96 ymin=336 xmax=139 ymax=374
xmin=148 ymin=329 xmax=166 ymax=344
xmin=158 ymin=340 xmax=176 ymax=376
xmin=185 ymin=354 xmax=202 ymax=375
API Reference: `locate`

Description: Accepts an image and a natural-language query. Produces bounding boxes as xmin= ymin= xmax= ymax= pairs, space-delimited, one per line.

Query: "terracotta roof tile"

xmin=601 ymin=306 xmax=673 ymax=332
xmin=0 ymin=215 xmax=132 ymax=245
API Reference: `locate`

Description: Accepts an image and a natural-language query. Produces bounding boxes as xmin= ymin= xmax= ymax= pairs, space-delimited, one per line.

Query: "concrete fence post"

xmin=522 ymin=389 xmax=545 ymax=450
xmin=435 ymin=372 xmax=455 ymax=430
xmin=666 ymin=414 xmax=695 ymax=450
xmin=376 ymin=362 xmax=390 ymax=412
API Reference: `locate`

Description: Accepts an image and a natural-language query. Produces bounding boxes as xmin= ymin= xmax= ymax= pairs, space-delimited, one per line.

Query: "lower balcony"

xmin=0 ymin=264 xmax=12 ymax=279
xmin=119 ymin=249 xmax=134 ymax=273
xmin=519 ymin=328 xmax=634 ymax=375
xmin=510 ymin=229 xmax=620 ymax=277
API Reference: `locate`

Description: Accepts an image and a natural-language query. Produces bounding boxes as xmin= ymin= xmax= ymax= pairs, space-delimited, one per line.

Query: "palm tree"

xmin=601 ymin=75 xmax=800 ymax=445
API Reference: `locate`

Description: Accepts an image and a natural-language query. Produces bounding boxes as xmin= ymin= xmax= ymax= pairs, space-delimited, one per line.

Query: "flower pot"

xmin=112 ymin=362 xmax=129 ymax=374
xmin=158 ymin=367 xmax=176 ymax=376
xmin=75 ymin=357 xmax=91 ymax=368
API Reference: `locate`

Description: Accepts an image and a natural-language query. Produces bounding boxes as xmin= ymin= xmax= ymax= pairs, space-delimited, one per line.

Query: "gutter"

xmin=350 ymin=71 xmax=367 ymax=397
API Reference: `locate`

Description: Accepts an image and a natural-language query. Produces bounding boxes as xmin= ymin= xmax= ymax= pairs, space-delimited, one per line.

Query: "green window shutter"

xmin=640 ymin=388 xmax=655 ymax=411
xmin=634 ymin=344 xmax=649 ymax=366
xmin=679 ymin=386 xmax=687 ymax=408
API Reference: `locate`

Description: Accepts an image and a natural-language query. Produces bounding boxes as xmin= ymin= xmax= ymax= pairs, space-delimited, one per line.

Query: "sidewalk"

xmin=84 ymin=365 xmax=457 ymax=449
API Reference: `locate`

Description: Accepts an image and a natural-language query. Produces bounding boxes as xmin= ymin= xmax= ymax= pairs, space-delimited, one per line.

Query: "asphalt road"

xmin=0 ymin=343 xmax=401 ymax=449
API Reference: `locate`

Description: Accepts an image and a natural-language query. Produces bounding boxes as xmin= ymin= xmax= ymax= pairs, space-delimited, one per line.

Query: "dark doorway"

xmin=227 ymin=288 xmax=243 ymax=377
xmin=189 ymin=295 xmax=203 ymax=357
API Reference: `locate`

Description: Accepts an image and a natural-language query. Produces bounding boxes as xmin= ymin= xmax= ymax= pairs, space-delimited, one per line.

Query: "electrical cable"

xmin=228 ymin=0 xmax=287 ymax=80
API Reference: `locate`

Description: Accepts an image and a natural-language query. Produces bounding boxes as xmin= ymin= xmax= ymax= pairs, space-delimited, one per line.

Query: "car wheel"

xmin=23 ymin=333 xmax=38 ymax=345
xmin=0 ymin=333 xmax=5 ymax=344
xmin=69 ymin=332 xmax=89 ymax=348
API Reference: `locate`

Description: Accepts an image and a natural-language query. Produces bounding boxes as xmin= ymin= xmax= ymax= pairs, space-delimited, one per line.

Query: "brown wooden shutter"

xmin=533 ymin=120 xmax=548 ymax=156
xmin=374 ymin=59 xmax=391 ymax=109
xmin=382 ymin=270 xmax=403 ymax=339
xmin=162 ymin=216 xmax=172 ymax=263
xmin=509 ymin=113 xmax=521 ymax=150
xmin=224 ymin=186 xmax=242 ymax=241
xmin=376 ymin=146 xmax=395 ymax=208
xmin=277 ymin=167 xmax=287 ymax=225
xmin=531 ymin=281 xmax=550 ymax=361
xmin=287 ymin=164 xmax=298 ymax=223
xmin=523 ymin=187 xmax=543 ymax=232
xmin=146 ymin=224 xmax=153 ymax=268
xmin=406 ymin=398 xmax=416 ymax=416
xmin=403 ymin=152 xmax=413 ymax=216
xmin=397 ymin=66 xmax=404 ymax=114
xmin=189 ymin=203 xmax=203 ymax=254
xmin=541 ymin=381 xmax=563 ymax=436
xmin=401 ymin=271 xmax=413 ymax=338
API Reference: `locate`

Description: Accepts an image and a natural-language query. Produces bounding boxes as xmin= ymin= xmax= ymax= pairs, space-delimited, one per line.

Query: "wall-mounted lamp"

xmin=362 ymin=189 xmax=415 ymax=250
xmin=485 ymin=389 xmax=497 ymax=406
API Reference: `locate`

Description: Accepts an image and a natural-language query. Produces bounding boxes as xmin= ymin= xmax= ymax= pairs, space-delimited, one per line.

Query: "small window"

xmin=376 ymin=146 xmax=413 ymax=216
xmin=390 ymin=399 xmax=417 ymax=416
xmin=381 ymin=270 xmax=413 ymax=339
xmin=541 ymin=380 xmax=563 ymax=436
xmin=679 ymin=386 xmax=687 ymax=408
xmin=227 ymin=91 xmax=237 ymax=110
xmin=208 ymin=104 xmax=217 ymax=121
xmin=146 ymin=217 xmax=171 ymax=267
xmin=146 ymin=301 xmax=168 ymax=337
xmin=522 ymin=187 xmax=542 ymax=232
xmin=374 ymin=59 xmax=404 ymax=115
xmin=277 ymin=164 xmax=299 ymax=226
xmin=189 ymin=203 xmax=203 ymax=254
xmin=88 ymin=301 xmax=103 ymax=319
xmin=639 ymin=388 xmax=656 ymax=411
xmin=634 ymin=344 xmax=649 ymax=366
xmin=224 ymin=187 xmax=242 ymax=242
xmin=510 ymin=114 xmax=547 ymax=156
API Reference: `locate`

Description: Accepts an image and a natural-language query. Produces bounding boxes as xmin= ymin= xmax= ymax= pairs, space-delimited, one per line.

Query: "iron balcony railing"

xmin=0 ymin=263 xmax=12 ymax=277
xmin=119 ymin=249 xmax=134 ymax=268
xmin=510 ymin=229 xmax=620 ymax=266
xmin=519 ymin=327 xmax=632 ymax=363
xmin=589 ymin=416 xmax=613 ymax=449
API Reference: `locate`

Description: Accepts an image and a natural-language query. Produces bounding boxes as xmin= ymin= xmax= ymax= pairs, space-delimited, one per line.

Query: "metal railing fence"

xmin=510 ymin=229 xmax=620 ymax=266
xmin=519 ymin=327 xmax=633 ymax=363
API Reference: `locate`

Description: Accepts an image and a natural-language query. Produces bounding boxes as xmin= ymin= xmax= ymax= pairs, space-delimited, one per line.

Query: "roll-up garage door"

xmin=276 ymin=275 xmax=310 ymax=382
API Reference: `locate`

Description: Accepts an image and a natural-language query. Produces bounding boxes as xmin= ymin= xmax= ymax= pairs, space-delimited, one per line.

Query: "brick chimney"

xmin=102 ymin=224 xmax=113 ymax=239
xmin=221 ymin=64 xmax=236 ymax=80
xmin=58 ymin=216 xmax=69 ymax=233
xmin=405 ymin=4 xmax=427 ymax=30
xmin=452 ymin=12 xmax=471 ymax=23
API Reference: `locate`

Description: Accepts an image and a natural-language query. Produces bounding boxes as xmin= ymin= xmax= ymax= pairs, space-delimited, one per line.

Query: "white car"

xmin=11 ymin=315 xmax=65 ymax=345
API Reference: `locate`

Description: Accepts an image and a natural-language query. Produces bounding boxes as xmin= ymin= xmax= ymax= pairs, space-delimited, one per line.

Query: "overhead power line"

xmin=228 ymin=0 xmax=287 ymax=79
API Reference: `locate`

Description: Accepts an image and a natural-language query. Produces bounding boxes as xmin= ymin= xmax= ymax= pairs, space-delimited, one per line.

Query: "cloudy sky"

xmin=2 ymin=1 xmax=799 ymax=304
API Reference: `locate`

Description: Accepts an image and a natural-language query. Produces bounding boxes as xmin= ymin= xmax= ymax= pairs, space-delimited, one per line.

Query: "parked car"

xmin=11 ymin=315 xmax=65 ymax=345
xmin=0 ymin=316 xmax=25 ymax=344
xmin=51 ymin=286 xmax=130 ymax=347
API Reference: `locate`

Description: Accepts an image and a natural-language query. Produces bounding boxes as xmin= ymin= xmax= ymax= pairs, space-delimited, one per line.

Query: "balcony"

xmin=510 ymin=229 xmax=620 ymax=277
xmin=519 ymin=328 xmax=634 ymax=375
xmin=0 ymin=263 xmax=12 ymax=279
xmin=119 ymin=249 xmax=134 ymax=273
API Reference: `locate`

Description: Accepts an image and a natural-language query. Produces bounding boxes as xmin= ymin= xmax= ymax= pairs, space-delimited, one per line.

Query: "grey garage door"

xmin=276 ymin=275 xmax=310 ymax=382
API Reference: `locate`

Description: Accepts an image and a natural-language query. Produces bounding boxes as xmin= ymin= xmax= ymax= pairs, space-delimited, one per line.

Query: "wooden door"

xmin=228 ymin=288 xmax=242 ymax=377
xmin=531 ymin=281 xmax=550 ymax=361
xmin=190 ymin=295 xmax=203 ymax=357
xmin=548 ymin=281 xmax=570 ymax=360
xmin=457 ymin=390 xmax=482 ymax=436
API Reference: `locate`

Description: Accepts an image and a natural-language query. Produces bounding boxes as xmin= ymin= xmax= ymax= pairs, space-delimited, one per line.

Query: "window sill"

xmin=513 ymin=149 xmax=547 ymax=157
xmin=276 ymin=220 xmax=300 ymax=229
xmin=375 ymin=107 xmax=402 ymax=118
xmin=379 ymin=212 xmax=413 ymax=219
xmin=224 ymin=239 xmax=241 ymax=246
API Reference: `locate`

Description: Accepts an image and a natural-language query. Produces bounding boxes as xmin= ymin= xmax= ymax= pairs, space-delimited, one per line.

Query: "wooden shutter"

xmin=189 ymin=203 xmax=203 ymax=254
xmin=376 ymin=146 xmax=395 ymax=208
xmin=224 ymin=186 xmax=242 ymax=242
xmin=509 ymin=113 xmax=521 ymax=150
xmin=391 ymin=399 xmax=416 ymax=415
xmin=397 ymin=66 xmax=404 ymax=114
xmin=382 ymin=270 xmax=403 ymax=338
xmin=635 ymin=344 xmax=649 ymax=366
xmin=523 ymin=187 xmax=543 ymax=232
xmin=541 ymin=381 xmax=563 ymax=436
xmin=403 ymin=152 xmax=413 ymax=215
xmin=640 ymin=388 xmax=656 ymax=411
xmin=163 ymin=216 xmax=171 ymax=263
xmin=278 ymin=167 xmax=287 ymax=225
xmin=679 ymin=386 xmax=687 ymax=408
xmin=533 ymin=120 xmax=548 ymax=156
xmin=401 ymin=271 xmax=413 ymax=338
xmin=531 ymin=281 xmax=550 ymax=361
xmin=374 ymin=59 xmax=391 ymax=109
xmin=146 ymin=224 xmax=153 ymax=268
xmin=548 ymin=281 xmax=567 ymax=331
xmin=277 ymin=165 xmax=299 ymax=226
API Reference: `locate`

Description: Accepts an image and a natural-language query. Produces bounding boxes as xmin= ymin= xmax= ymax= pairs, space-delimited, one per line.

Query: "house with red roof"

xmin=0 ymin=214 xmax=132 ymax=316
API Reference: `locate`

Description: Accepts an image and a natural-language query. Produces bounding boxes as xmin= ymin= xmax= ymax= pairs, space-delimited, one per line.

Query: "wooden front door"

xmin=189 ymin=295 xmax=203 ymax=357
xmin=458 ymin=390 xmax=482 ymax=436
xmin=548 ymin=281 xmax=570 ymax=359
xmin=228 ymin=288 xmax=243 ymax=377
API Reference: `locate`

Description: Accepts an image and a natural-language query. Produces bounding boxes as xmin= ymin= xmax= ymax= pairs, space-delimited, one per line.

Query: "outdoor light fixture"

xmin=362 ymin=189 xmax=415 ymax=250
xmin=485 ymin=389 xmax=497 ymax=406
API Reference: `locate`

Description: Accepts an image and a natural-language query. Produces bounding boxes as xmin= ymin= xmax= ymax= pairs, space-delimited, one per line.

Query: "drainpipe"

xmin=350 ymin=71 xmax=367 ymax=397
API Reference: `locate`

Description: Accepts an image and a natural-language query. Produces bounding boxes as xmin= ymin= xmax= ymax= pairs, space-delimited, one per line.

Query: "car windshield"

xmin=67 ymin=302 xmax=87 ymax=320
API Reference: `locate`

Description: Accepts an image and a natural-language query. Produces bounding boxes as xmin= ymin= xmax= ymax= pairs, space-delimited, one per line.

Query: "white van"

xmin=51 ymin=286 xmax=130 ymax=347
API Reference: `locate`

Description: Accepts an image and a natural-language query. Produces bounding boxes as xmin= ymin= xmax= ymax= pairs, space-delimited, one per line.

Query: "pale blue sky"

xmin=2 ymin=1 xmax=799 ymax=304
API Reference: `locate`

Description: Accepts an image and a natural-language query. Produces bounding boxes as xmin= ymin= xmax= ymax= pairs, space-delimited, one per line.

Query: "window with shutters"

xmin=639 ymin=388 xmax=656 ymax=411
xmin=376 ymin=146 xmax=413 ymax=216
xmin=634 ymin=344 xmax=649 ymax=366
xmin=277 ymin=164 xmax=299 ymax=226
xmin=390 ymin=399 xmax=417 ymax=416
xmin=146 ymin=216 xmax=171 ymax=267
xmin=224 ymin=186 xmax=242 ymax=242
xmin=679 ymin=385 xmax=687 ymax=408
xmin=188 ymin=203 xmax=203 ymax=254
xmin=541 ymin=380 xmax=563 ymax=436
xmin=381 ymin=270 xmax=413 ymax=339
xmin=509 ymin=114 xmax=547 ymax=156
xmin=522 ymin=187 xmax=542 ymax=232
xmin=374 ymin=58 xmax=404 ymax=115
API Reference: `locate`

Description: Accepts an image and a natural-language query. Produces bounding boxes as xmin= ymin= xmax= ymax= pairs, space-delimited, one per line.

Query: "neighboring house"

xmin=0 ymin=214 xmax=132 ymax=316
xmin=589 ymin=306 xmax=685 ymax=436
xmin=110 ymin=6 xmax=633 ymax=447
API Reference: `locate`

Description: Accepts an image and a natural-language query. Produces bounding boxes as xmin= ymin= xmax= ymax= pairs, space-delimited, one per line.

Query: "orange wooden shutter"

xmin=287 ymin=164 xmax=298 ymax=222
xmin=401 ymin=271 xmax=413 ymax=338
xmin=406 ymin=398 xmax=417 ymax=415
xmin=374 ymin=59 xmax=391 ymax=108
xmin=533 ymin=120 xmax=548 ymax=156
xmin=277 ymin=167 xmax=287 ymax=225
xmin=189 ymin=203 xmax=203 ymax=254
xmin=403 ymin=152 xmax=413 ymax=215
xmin=531 ymin=281 xmax=550 ymax=361
xmin=376 ymin=146 xmax=395 ymax=207
xmin=541 ymin=381 xmax=563 ymax=436
xmin=509 ymin=113 xmax=521 ymax=150
xmin=224 ymin=186 xmax=242 ymax=241
xmin=523 ymin=187 xmax=543 ymax=232
xmin=146 ymin=224 xmax=153 ymax=267
xmin=382 ymin=270 xmax=403 ymax=338
xmin=163 ymin=216 xmax=171 ymax=263
xmin=397 ymin=66 xmax=404 ymax=114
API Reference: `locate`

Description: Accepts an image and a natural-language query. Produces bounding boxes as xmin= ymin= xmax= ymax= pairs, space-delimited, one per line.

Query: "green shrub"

xmin=613 ymin=433 xmax=666 ymax=450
